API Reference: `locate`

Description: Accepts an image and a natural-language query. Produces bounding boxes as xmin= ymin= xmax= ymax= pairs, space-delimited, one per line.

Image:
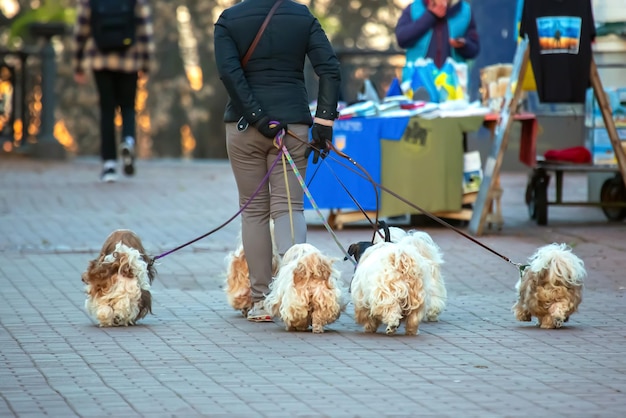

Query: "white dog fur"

xmin=513 ymin=243 xmax=586 ymax=329
xmin=361 ymin=226 xmax=446 ymax=323
xmin=351 ymin=240 xmax=431 ymax=335
xmin=373 ymin=225 xmax=408 ymax=244
xmin=399 ymin=230 xmax=447 ymax=322
xmin=264 ymin=243 xmax=346 ymax=333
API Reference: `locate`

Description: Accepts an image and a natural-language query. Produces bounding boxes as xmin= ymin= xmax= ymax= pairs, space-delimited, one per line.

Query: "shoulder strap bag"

xmin=241 ymin=0 xmax=284 ymax=68
xmin=237 ymin=0 xmax=284 ymax=131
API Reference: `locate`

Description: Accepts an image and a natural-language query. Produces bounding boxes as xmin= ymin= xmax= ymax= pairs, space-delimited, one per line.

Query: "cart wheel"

xmin=600 ymin=175 xmax=626 ymax=222
xmin=527 ymin=186 xmax=537 ymax=220
xmin=527 ymin=170 xmax=549 ymax=225
xmin=525 ymin=171 xmax=539 ymax=219
xmin=534 ymin=174 xmax=549 ymax=225
xmin=525 ymin=171 xmax=537 ymax=206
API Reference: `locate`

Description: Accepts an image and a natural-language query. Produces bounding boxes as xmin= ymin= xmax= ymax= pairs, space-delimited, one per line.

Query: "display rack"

xmin=469 ymin=39 xmax=626 ymax=235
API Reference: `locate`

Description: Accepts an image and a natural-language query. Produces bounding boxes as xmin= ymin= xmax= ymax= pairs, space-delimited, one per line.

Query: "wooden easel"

xmin=468 ymin=38 xmax=626 ymax=236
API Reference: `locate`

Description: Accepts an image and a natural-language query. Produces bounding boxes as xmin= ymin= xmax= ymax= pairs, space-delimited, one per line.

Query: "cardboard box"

xmin=584 ymin=87 xmax=626 ymax=128
xmin=591 ymin=142 xmax=626 ymax=166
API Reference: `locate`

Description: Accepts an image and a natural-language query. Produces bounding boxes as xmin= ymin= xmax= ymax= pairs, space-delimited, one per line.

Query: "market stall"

xmin=303 ymin=109 xmax=487 ymax=228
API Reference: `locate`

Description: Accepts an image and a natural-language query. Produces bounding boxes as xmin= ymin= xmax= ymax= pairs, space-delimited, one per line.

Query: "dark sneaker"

xmin=101 ymin=167 xmax=117 ymax=183
xmin=247 ymin=301 xmax=272 ymax=322
xmin=121 ymin=138 xmax=135 ymax=176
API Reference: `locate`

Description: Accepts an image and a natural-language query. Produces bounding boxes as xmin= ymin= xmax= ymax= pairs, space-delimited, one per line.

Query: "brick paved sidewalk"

xmin=1 ymin=157 xmax=625 ymax=417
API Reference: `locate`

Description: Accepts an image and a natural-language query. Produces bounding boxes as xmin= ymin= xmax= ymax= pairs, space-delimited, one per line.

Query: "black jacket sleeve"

xmin=307 ymin=18 xmax=341 ymax=121
xmin=214 ymin=13 xmax=266 ymax=124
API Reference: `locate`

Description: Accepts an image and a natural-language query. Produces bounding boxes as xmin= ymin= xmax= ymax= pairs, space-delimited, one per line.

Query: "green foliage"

xmin=8 ymin=0 xmax=76 ymax=44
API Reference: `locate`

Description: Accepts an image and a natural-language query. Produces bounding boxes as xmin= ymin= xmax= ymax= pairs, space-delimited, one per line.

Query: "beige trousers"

xmin=226 ymin=123 xmax=310 ymax=301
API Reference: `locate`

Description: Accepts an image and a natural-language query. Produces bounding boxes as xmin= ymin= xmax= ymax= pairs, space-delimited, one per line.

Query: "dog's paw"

xmin=364 ymin=323 xmax=378 ymax=333
xmin=240 ymin=308 xmax=250 ymax=318
xmin=385 ymin=325 xmax=397 ymax=335
xmin=312 ymin=324 xmax=324 ymax=334
xmin=515 ymin=311 xmax=532 ymax=322
xmin=554 ymin=317 xmax=565 ymax=329
xmin=538 ymin=317 xmax=556 ymax=329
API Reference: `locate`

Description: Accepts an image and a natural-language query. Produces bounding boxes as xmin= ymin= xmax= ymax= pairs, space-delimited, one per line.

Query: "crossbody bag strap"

xmin=241 ymin=0 xmax=284 ymax=68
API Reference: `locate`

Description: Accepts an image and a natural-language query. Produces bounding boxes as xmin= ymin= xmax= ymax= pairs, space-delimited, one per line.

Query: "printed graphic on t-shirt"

xmin=535 ymin=16 xmax=582 ymax=54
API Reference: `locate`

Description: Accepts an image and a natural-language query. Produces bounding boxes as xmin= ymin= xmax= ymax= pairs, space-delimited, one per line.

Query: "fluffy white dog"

xmin=350 ymin=240 xmax=431 ymax=335
xmin=264 ymin=243 xmax=346 ymax=333
xmin=82 ymin=229 xmax=155 ymax=327
xmin=512 ymin=243 xmax=586 ymax=329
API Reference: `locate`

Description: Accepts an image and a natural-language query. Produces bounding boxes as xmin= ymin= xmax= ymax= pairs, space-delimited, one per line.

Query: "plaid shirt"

xmin=73 ymin=0 xmax=155 ymax=74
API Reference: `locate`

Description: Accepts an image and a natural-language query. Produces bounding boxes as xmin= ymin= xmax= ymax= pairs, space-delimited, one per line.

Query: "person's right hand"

xmin=305 ymin=123 xmax=332 ymax=164
xmin=74 ymin=72 xmax=87 ymax=85
xmin=428 ymin=0 xmax=447 ymax=18
xmin=449 ymin=38 xmax=466 ymax=49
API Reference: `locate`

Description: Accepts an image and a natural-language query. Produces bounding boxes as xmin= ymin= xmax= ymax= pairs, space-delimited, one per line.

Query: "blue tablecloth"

xmin=304 ymin=116 xmax=410 ymax=210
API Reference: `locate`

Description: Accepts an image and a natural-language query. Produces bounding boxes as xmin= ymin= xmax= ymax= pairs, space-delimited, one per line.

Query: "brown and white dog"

xmin=82 ymin=229 xmax=156 ymax=327
xmin=513 ymin=243 xmax=586 ymax=329
xmin=264 ymin=243 xmax=346 ymax=333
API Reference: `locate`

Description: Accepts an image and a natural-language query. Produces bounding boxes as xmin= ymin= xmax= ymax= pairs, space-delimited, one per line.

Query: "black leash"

xmin=301 ymin=136 xmax=527 ymax=273
xmin=148 ymin=144 xmax=285 ymax=266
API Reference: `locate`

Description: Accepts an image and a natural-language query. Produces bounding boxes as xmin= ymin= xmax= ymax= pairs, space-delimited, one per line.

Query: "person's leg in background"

xmin=226 ymin=123 xmax=274 ymax=322
xmin=113 ymin=71 xmax=139 ymax=176
xmin=269 ymin=124 xmax=310 ymax=255
xmin=93 ymin=70 xmax=118 ymax=182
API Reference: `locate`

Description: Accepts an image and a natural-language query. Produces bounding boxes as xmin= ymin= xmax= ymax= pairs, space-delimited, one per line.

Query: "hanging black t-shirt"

xmin=520 ymin=0 xmax=595 ymax=103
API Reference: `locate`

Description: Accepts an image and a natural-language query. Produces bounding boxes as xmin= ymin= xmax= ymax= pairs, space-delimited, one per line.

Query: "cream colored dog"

xmin=513 ymin=243 xmax=586 ymax=329
xmin=224 ymin=233 xmax=280 ymax=317
xmin=350 ymin=240 xmax=431 ymax=335
xmin=264 ymin=243 xmax=346 ymax=333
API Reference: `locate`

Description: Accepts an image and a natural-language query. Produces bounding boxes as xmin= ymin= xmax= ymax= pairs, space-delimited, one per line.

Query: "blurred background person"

xmin=395 ymin=0 xmax=480 ymax=84
xmin=73 ymin=0 xmax=155 ymax=182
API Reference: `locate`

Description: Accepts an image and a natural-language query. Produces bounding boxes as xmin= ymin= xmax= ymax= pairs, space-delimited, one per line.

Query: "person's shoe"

xmin=101 ymin=167 xmax=117 ymax=183
xmin=121 ymin=136 xmax=135 ymax=176
xmin=247 ymin=301 xmax=272 ymax=322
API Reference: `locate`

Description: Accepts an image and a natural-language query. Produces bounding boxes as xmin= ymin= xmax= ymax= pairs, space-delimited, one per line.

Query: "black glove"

xmin=253 ymin=115 xmax=287 ymax=140
xmin=305 ymin=123 xmax=333 ymax=164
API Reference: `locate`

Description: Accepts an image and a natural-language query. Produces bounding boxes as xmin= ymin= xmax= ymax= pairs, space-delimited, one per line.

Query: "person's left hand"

xmin=449 ymin=38 xmax=466 ymax=49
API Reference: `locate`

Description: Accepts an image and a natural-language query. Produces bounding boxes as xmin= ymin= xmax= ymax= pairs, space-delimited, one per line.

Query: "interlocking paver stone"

xmin=1 ymin=157 xmax=625 ymax=417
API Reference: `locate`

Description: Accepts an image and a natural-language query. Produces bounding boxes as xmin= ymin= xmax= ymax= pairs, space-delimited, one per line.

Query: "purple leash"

xmin=149 ymin=131 xmax=286 ymax=266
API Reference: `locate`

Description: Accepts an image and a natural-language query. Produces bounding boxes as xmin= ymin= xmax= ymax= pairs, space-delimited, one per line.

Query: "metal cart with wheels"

xmin=523 ymin=160 xmax=626 ymax=225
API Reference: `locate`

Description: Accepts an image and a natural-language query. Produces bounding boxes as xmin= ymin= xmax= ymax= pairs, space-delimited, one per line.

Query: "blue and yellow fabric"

xmin=515 ymin=0 xmax=537 ymax=91
xmin=404 ymin=58 xmax=464 ymax=103
xmin=402 ymin=0 xmax=472 ymax=85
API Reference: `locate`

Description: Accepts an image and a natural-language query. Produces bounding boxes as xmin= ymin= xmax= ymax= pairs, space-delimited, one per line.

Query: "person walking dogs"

xmin=73 ymin=0 xmax=155 ymax=183
xmin=214 ymin=0 xmax=341 ymax=322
